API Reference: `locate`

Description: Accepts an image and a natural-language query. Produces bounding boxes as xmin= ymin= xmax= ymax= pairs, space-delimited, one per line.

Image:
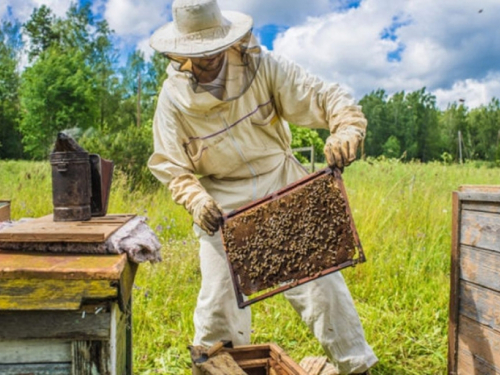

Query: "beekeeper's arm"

xmin=265 ymin=52 xmax=366 ymax=169
xmin=148 ymin=92 xmax=222 ymax=236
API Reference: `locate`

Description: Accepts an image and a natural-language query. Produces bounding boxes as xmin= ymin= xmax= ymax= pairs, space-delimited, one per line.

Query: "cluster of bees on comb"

xmin=222 ymin=173 xmax=356 ymax=295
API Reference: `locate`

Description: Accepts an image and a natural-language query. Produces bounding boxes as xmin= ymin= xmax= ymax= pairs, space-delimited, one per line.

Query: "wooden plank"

xmin=0 ymin=201 xmax=10 ymax=222
xmin=72 ymin=340 xmax=111 ymax=375
xmin=459 ymin=185 xmax=500 ymax=194
xmin=460 ymin=281 xmax=500 ymax=331
xmin=0 ymin=214 xmax=134 ymax=243
xmin=0 ymin=278 xmax=118 ymax=310
xmin=457 ymin=346 xmax=500 ymax=375
xmin=462 ymin=201 xmax=500 ymax=214
xmin=448 ymin=191 xmax=461 ymax=375
xmin=460 ymin=245 xmax=500 ymax=292
xmin=0 ymin=252 xmax=127 ymax=280
xmin=460 ymin=210 xmax=500 ymax=252
xmin=458 ymin=192 xmax=500 ymax=204
xmin=458 ymin=315 xmax=500 ymax=370
xmin=118 ymin=260 xmax=138 ymax=310
xmin=0 ymin=308 xmax=111 ymax=340
xmin=0 ymin=339 xmax=71 ymax=363
xmin=0 ymin=363 xmax=71 ymax=375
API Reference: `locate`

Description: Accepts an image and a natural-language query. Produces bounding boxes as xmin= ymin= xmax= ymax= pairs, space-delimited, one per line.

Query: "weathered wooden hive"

xmin=448 ymin=185 xmax=500 ymax=374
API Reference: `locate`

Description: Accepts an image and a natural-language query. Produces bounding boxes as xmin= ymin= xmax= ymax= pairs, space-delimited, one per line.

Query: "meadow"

xmin=1 ymin=159 xmax=499 ymax=374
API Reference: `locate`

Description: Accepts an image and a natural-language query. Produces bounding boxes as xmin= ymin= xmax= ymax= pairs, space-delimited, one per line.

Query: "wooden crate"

xmin=0 ymin=200 xmax=10 ymax=221
xmin=227 ymin=344 xmax=308 ymax=375
xmin=0 ymin=252 xmax=137 ymax=375
xmin=448 ymin=185 xmax=500 ymax=375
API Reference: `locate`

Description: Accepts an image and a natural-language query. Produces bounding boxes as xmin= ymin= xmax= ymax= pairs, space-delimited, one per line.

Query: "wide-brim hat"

xmin=150 ymin=0 xmax=253 ymax=57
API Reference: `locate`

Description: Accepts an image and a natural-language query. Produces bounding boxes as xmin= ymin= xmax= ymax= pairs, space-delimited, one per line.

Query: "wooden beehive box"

xmin=221 ymin=168 xmax=365 ymax=308
xmin=227 ymin=344 xmax=308 ymax=375
xmin=0 ymin=252 xmax=137 ymax=375
xmin=0 ymin=214 xmax=139 ymax=375
xmin=0 ymin=200 xmax=10 ymax=221
xmin=448 ymin=185 xmax=500 ymax=374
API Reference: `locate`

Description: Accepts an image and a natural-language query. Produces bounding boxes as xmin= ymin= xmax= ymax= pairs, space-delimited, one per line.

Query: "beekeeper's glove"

xmin=191 ymin=195 xmax=223 ymax=236
xmin=324 ymin=131 xmax=361 ymax=169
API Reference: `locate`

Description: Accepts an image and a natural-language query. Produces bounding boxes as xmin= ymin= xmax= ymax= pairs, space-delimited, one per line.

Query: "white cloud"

xmin=104 ymin=0 xmax=169 ymax=37
xmin=2 ymin=0 xmax=73 ymax=21
xmin=218 ymin=0 xmax=333 ymax=27
xmin=273 ymin=0 xmax=500 ymax=107
xmin=434 ymin=73 xmax=500 ymax=109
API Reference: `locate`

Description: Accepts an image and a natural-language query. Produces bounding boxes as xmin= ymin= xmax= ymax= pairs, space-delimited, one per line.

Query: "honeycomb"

xmin=221 ymin=172 xmax=357 ymax=296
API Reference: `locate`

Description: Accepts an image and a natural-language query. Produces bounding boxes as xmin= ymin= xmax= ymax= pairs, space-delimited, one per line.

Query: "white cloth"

xmin=148 ymin=49 xmax=376 ymax=373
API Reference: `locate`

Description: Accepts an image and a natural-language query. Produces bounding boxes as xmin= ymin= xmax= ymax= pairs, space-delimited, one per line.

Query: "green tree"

xmin=24 ymin=5 xmax=59 ymax=61
xmin=290 ymin=124 xmax=325 ymax=164
xmin=19 ymin=46 xmax=97 ymax=159
xmin=439 ymin=102 xmax=468 ymax=162
xmin=0 ymin=19 xmax=23 ymax=159
xmin=468 ymin=98 xmax=500 ymax=161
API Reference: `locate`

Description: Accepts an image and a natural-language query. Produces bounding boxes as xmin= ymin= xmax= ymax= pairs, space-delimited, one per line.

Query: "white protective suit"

xmin=148 ymin=49 xmax=378 ymax=374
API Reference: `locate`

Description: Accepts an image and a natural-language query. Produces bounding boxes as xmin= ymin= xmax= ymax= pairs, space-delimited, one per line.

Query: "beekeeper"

xmin=148 ymin=0 xmax=377 ymax=373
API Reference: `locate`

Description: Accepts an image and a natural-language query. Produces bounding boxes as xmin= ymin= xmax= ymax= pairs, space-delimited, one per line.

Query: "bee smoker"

xmin=50 ymin=133 xmax=113 ymax=222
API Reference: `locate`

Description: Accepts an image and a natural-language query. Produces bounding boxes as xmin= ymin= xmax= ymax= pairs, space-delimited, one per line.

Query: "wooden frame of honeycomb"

xmin=221 ymin=167 xmax=366 ymax=308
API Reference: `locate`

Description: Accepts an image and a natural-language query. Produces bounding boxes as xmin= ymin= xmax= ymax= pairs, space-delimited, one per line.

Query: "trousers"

xmin=192 ymin=227 xmax=378 ymax=374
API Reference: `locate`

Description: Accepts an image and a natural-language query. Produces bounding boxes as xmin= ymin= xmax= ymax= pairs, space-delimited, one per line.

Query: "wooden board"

xmin=0 ymin=201 xmax=10 ymax=222
xmin=0 ymin=253 xmax=136 ymax=311
xmin=0 ymin=214 xmax=134 ymax=243
xmin=0 ymin=308 xmax=111 ymax=340
xmin=449 ymin=185 xmax=500 ymax=375
xmin=0 ymin=339 xmax=71 ymax=363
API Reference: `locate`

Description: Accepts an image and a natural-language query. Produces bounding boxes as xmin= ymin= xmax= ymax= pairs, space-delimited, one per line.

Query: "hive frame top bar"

xmin=221 ymin=167 xmax=366 ymax=308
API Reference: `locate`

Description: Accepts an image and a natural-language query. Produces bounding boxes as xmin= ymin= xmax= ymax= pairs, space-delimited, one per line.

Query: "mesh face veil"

xmin=167 ymin=31 xmax=262 ymax=101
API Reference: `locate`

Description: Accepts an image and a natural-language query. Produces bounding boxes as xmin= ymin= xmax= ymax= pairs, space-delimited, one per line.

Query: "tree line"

xmin=1 ymin=4 xmax=499 ymax=179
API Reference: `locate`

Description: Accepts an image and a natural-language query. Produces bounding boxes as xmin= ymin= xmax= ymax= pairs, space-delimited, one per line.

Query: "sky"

xmin=2 ymin=0 xmax=500 ymax=109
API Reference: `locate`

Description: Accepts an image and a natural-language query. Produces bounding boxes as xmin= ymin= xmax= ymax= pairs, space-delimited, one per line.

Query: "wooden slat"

xmin=0 ymin=252 xmax=127 ymax=280
xmin=0 ymin=278 xmax=118 ymax=310
xmin=458 ymin=315 xmax=500 ymax=370
xmin=448 ymin=191 xmax=461 ymax=374
xmin=0 ymin=339 xmax=71 ymax=363
xmin=458 ymin=192 xmax=500 ymax=204
xmin=459 ymin=185 xmax=500 ymax=194
xmin=0 ymin=214 xmax=134 ymax=243
xmin=460 ymin=210 xmax=500 ymax=252
xmin=0 ymin=363 xmax=71 ymax=375
xmin=0 ymin=308 xmax=111 ymax=340
xmin=462 ymin=201 xmax=500 ymax=214
xmin=457 ymin=347 xmax=500 ymax=375
xmin=460 ymin=245 xmax=500 ymax=292
xmin=72 ymin=340 xmax=111 ymax=375
xmin=460 ymin=281 xmax=500 ymax=331
xmin=0 ymin=201 xmax=10 ymax=222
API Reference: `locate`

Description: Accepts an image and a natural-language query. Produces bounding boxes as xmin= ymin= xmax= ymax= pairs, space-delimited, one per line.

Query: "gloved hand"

xmin=191 ymin=195 xmax=223 ymax=236
xmin=324 ymin=132 xmax=361 ymax=169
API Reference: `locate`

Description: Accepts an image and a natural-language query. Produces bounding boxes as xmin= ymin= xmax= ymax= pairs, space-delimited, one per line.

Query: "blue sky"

xmin=3 ymin=0 xmax=500 ymax=108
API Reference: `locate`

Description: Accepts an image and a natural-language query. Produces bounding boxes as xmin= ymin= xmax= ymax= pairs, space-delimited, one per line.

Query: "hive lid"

xmin=0 ymin=214 xmax=135 ymax=243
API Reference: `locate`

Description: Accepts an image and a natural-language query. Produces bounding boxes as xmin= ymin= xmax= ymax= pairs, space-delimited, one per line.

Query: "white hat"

xmin=150 ymin=0 xmax=253 ymax=57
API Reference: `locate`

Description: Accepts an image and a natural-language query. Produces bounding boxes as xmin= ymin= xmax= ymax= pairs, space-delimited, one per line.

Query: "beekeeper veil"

xmin=149 ymin=0 xmax=261 ymax=101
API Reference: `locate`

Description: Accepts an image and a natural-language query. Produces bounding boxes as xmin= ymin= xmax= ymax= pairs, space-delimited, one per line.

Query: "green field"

xmin=1 ymin=159 xmax=498 ymax=374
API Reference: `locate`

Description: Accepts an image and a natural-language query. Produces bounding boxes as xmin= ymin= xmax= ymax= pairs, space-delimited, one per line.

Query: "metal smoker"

xmin=50 ymin=133 xmax=113 ymax=222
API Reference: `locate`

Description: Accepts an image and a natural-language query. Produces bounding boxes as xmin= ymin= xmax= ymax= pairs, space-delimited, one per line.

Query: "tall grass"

xmin=1 ymin=159 xmax=498 ymax=374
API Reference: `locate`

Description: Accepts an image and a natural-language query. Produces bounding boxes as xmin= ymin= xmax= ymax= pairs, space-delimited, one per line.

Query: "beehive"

xmin=448 ymin=185 xmax=500 ymax=374
xmin=221 ymin=168 xmax=365 ymax=308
